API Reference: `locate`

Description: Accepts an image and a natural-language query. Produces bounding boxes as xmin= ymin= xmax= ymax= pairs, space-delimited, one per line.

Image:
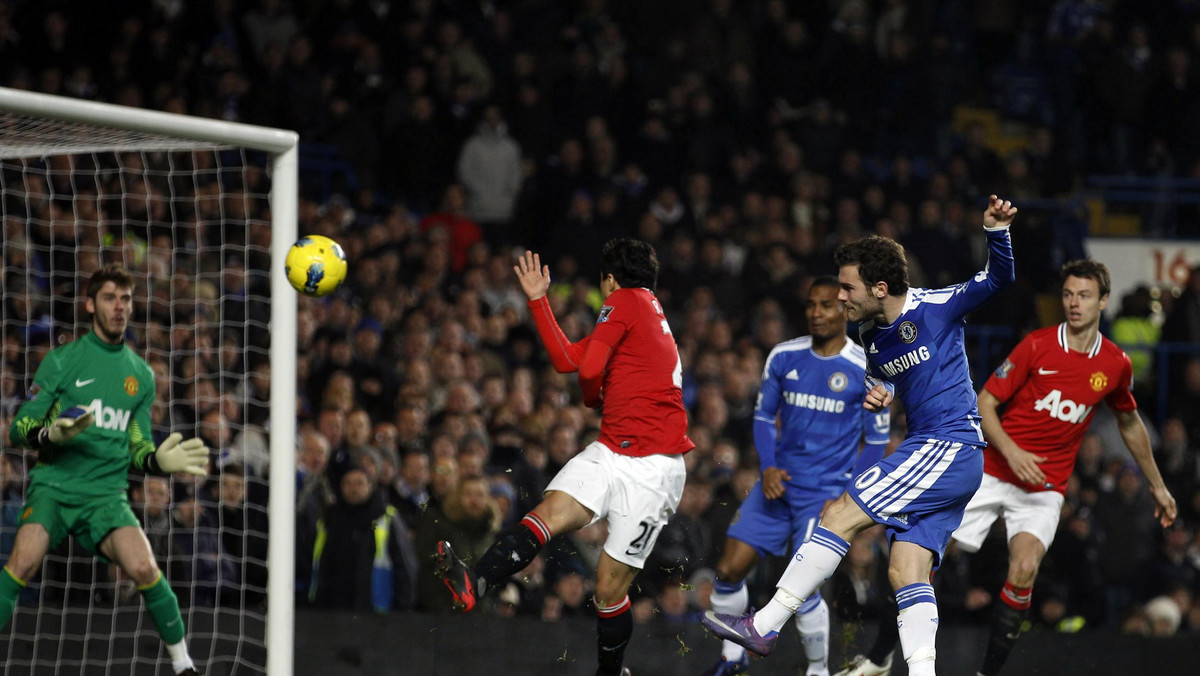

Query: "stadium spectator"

xmin=217 ymin=465 xmax=269 ymax=608
xmin=1111 ymin=285 xmax=1160 ymax=401
xmin=308 ymin=464 xmax=418 ymax=612
xmin=456 ymin=104 xmax=523 ymax=248
xmin=130 ymin=475 xmax=172 ymax=570
xmin=171 ymin=481 xmax=237 ymax=610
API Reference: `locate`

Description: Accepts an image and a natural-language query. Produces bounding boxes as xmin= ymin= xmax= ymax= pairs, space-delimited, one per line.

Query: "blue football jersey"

xmin=755 ymin=337 xmax=891 ymax=494
xmin=857 ymin=228 xmax=1015 ymax=445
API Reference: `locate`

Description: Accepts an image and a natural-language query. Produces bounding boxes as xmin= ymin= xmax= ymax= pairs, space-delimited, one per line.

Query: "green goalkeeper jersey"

xmin=8 ymin=331 xmax=157 ymax=500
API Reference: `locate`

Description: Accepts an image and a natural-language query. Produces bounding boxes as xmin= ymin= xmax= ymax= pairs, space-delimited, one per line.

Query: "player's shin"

xmin=794 ymin=593 xmax=830 ymax=676
xmin=978 ymin=582 xmax=1032 ymax=676
xmin=0 ymin=568 xmax=27 ymax=630
xmin=473 ymin=513 xmax=553 ymax=596
xmin=595 ymin=595 xmax=632 ymax=676
xmin=139 ymin=572 xmax=194 ymax=672
xmin=712 ymin=578 xmax=750 ymax=661
xmin=895 ymin=583 xmax=938 ymax=676
xmin=753 ymin=527 xmax=849 ymax=635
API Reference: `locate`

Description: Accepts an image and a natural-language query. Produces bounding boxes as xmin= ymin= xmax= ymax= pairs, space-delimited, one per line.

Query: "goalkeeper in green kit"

xmin=4 ymin=264 xmax=208 ymax=676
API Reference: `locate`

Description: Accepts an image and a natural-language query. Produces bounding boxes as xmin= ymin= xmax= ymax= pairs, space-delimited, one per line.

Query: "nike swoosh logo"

xmin=75 ymin=378 xmax=96 ymax=387
xmin=1037 ymin=368 xmax=1057 ymax=375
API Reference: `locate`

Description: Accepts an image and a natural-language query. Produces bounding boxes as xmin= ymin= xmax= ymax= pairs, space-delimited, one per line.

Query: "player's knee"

xmin=1008 ymin=556 xmax=1040 ymax=586
xmin=714 ymin=566 xmax=745 ymax=585
xmin=714 ymin=558 xmax=749 ymax=584
xmin=125 ymin=558 xmax=160 ymax=587
xmin=6 ymin=549 xmax=46 ymax=581
xmin=593 ymin=576 xmax=632 ymax=608
xmin=821 ymin=495 xmax=869 ymax=537
xmin=887 ymin=559 xmax=926 ymax=590
xmin=5 ymin=557 xmax=39 ymax=583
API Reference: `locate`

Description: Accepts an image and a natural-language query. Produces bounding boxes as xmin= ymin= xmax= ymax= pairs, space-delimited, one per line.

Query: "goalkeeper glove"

xmin=153 ymin=433 xmax=210 ymax=475
xmin=38 ymin=405 xmax=96 ymax=446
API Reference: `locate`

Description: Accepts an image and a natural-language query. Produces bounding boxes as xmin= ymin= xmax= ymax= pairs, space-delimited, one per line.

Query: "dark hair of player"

xmin=1061 ymin=259 xmax=1111 ymax=298
xmin=809 ymin=275 xmax=841 ymax=294
xmin=601 ymin=237 xmax=659 ymax=291
xmin=85 ymin=263 xmax=136 ymax=300
xmin=833 ymin=235 xmax=909 ymax=296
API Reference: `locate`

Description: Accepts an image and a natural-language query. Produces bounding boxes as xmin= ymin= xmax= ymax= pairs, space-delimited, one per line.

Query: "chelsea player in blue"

xmin=705 ymin=277 xmax=889 ymax=676
xmin=703 ymin=195 xmax=1018 ymax=676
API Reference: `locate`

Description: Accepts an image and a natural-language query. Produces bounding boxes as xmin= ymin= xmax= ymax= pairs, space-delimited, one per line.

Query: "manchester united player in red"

xmin=837 ymin=259 xmax=1177 ymax=676
xmin=436 ymin=238 xmax=692 ymax=676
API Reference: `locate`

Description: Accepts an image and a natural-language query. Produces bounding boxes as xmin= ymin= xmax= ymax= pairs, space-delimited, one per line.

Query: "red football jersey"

xmin=982 ymin=323 xmax=1136 ymax=494
xmin=588 ymin=288 xmax=694 ymax=458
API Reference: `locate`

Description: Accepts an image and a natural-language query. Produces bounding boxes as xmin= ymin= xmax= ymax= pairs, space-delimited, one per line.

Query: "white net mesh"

xmin=0 ymin=111 xmax=272 ymax=675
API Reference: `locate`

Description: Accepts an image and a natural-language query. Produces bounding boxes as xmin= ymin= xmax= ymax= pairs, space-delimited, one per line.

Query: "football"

xmin=285 ymin=235 xmax=347 ymax=297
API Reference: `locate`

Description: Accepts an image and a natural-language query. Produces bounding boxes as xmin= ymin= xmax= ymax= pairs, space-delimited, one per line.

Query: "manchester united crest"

xmin=899 ymin=321 xmax=918 ymax=343
xmin=1089 ymin=371 xmax=1107 ymax=392
xmin=124 ymin=376 xmax=139 ymax=396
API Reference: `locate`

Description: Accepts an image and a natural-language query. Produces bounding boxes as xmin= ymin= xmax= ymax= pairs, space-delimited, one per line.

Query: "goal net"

xmin=0 ymin=89 xmax=297 ymax=676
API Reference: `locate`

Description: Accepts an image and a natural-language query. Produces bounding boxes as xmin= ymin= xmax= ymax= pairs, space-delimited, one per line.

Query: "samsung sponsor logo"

xmin=782 ymin=391 xmax=846 ymax=413
xmin=879 ymin=345 xmax=932 ymax=377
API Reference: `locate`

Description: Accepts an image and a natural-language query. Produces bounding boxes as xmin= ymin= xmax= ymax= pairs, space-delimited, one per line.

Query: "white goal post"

xmin=0 ymin=87 xmax=297 ymax=676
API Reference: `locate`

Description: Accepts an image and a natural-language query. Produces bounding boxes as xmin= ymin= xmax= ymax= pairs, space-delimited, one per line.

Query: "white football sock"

xmin=794 ymin=594 xmax=830 ymax=676
xmin=166 ymin=640 xmax=194 ymax=673
xmin=896 ymin=583 xmax=939 ymax=676
xmin=752 ymin=527 xmax=848 ymax=635
xmin=711 ymin=579 xmax=749 ymax=662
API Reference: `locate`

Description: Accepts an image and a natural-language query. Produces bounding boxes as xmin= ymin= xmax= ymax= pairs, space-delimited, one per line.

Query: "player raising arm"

xmin=702 ymin=195 xmax=1018 ymax=676
xmin=3 ymin=264 xmax=209 ymax=676
xmin=436 ymin=238 xmax=693 ymax=676
xmin=837 ymin=259 xmax=1177 ymax=676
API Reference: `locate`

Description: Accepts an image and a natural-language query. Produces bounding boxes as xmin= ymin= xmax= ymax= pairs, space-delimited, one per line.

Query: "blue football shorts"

xmin=727 ymin=480 xmax=840 ymax=559
xmin=847 ymin=436 xmax=984 ymax=568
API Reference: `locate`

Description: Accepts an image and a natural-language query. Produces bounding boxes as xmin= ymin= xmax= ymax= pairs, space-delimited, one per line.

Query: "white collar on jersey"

xmin=1057 ymin=322 xmax=1102 ymax=358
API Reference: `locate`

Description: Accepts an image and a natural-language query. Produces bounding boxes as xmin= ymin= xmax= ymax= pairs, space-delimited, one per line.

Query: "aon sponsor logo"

xmin=87 ymin=398 xmax=132 ymax=431
xmin=1033 ymin=389 xmax=1092 ymax=424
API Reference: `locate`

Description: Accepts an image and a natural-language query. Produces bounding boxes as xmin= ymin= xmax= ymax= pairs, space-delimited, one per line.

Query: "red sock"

xmin=999 ymin=581 xmax=1032 ymax=610
xmin=521 ymin=513 xmax=552 ymax=545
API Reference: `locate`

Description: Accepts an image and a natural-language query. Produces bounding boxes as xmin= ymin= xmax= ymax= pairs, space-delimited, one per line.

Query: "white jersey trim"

xmin=762 ymin=336 xmax=812 ymax=378
xmin=762 ymin=335 xmax=863 ymax=376
xmin=1056 ymin=323 xmax=1102 ymax=358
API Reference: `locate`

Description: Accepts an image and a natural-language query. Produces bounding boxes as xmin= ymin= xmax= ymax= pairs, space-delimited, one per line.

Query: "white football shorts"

xmin=952 ymin=473 xmax=1065 ymax=553
xmin=545 ymin=440 xmax=686 ymax=569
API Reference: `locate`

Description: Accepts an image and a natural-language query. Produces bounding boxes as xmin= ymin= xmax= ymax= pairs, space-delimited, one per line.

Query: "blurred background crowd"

xmin=2 ymin=0 xmax=1200 ymax=648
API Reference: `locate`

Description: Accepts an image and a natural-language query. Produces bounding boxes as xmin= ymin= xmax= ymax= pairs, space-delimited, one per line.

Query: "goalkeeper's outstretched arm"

xmin=9 ymin=351 xmax=72 ymax=449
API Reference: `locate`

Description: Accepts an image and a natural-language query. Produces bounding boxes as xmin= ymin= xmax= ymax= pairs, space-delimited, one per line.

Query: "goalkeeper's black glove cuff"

xmin=143 ymin=452 xmax=167 ymax=476
xmin=31 ymin=426 xmax=47 ymax=450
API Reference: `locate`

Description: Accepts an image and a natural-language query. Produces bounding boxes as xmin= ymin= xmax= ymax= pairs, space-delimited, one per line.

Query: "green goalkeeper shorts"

xmin=18 ymin=488 xmax=141 ymax=561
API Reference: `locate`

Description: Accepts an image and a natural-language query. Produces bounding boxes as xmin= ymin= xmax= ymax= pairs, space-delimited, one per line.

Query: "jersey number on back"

xmin=652 ymin=299 xmax=672 ymax=336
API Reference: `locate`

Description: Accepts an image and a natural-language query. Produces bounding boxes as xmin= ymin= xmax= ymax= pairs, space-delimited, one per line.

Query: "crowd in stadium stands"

xmin=2 ymin=0 xmax=1200 ymax=643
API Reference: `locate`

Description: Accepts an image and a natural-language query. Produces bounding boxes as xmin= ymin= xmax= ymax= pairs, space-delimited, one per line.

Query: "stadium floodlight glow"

xmin=0 ymin=87 xmax=296 ymax=676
